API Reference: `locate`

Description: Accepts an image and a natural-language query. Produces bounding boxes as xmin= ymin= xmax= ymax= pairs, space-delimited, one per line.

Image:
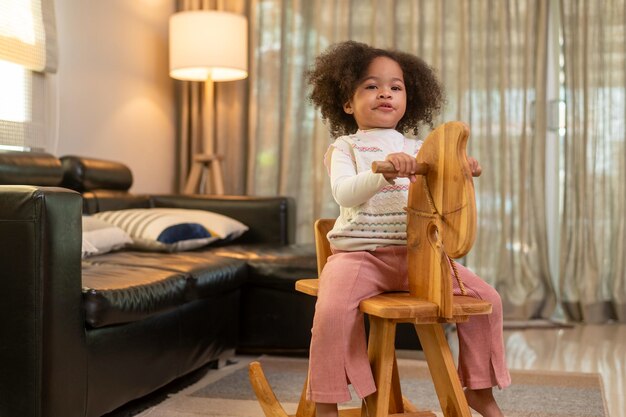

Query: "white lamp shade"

xmin=169 ymin=10 xmax=248 ymax=82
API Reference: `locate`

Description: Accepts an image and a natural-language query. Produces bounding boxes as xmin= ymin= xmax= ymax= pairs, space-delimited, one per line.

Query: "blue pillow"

xmin=157 ymin=222 xmax=212 ymax=244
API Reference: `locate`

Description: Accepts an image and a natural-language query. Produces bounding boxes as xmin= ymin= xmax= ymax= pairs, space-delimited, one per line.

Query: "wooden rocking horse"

xmin=248 ymin=121 xmax=491 ymax=417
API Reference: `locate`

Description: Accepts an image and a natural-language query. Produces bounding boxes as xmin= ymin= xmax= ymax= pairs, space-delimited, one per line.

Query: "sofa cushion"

xmin=87 ymin=251 xmax=248 ymax=297
xmin=0 ymin=151 xmax=63 ymax=186
xmin=82 ymin=190 xmax=152 ymax=214
xmin=207 ymin=243 xmax=318 ymax=290
xmin=93 ymin=208 xmax=249 ymax=252
xmin=82 ymin=251 xmax=247 ymax=328
xmin=60 ymin=155 xmax=133 ymax=192
xmin=82 ymin=263 xmax=189 ymax=328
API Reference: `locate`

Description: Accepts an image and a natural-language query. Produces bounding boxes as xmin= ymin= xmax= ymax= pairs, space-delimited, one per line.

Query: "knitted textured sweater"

xmin=325 ymin=128 xmax=422 ymax=251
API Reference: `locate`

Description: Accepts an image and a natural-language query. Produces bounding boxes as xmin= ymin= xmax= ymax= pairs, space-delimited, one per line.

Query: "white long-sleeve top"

xmin=325 ymin=129 xmax=422 ymax=251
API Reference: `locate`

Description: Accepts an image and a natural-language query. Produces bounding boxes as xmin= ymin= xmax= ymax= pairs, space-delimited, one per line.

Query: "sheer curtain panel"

xmin=559 ymin=0 xmax=626 ymax=323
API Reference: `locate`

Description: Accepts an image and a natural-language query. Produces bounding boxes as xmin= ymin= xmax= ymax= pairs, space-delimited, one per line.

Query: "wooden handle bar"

xmin=371 ymin=161 xmax=430 ymax=175
xmin=371 ymin=161 xmax=481 ymax=177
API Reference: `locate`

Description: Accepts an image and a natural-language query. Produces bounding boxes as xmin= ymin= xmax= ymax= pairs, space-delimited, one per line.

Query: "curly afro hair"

xmin=306 ymin=41 xmax=445 ymax=138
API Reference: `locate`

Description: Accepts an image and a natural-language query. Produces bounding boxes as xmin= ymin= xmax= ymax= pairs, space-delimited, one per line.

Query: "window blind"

xmin=0 ymin=0 xmax=56 ymax=151
xmin=0 ymin=0 xmax=57 ymax=72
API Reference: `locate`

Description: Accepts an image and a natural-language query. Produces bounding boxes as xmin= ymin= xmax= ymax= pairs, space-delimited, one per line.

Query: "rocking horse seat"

xmin=296 ymin=279 xmax=491 ymax=324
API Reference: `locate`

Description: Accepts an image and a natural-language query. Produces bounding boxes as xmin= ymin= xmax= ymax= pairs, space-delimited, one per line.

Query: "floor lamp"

xmin=169 ymin=10 xmax=248 ymax=195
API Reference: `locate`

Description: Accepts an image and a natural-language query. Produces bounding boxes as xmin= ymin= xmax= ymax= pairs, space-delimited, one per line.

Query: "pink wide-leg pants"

xmin=307 ymin=245 xmax=511 ymax=404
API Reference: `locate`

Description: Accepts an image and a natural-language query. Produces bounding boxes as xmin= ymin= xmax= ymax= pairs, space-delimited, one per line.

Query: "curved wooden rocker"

xmin=249 ymin=121 xmax=491 ymax=417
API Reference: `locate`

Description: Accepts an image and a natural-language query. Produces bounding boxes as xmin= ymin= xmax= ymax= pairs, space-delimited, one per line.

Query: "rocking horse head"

xmin=410 ymin=121 xmax=477 ymax=258
xmin=374 ymin=121 xmax=478 ymax=317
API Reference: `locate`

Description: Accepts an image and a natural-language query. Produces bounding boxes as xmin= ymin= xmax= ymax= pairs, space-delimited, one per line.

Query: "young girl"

xmin=305 ymin=41 xmax=510 ymax=417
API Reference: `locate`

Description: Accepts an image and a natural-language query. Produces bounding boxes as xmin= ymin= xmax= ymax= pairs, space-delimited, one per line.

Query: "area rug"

xmin=128 ymin=355 xmax=608 ymax=417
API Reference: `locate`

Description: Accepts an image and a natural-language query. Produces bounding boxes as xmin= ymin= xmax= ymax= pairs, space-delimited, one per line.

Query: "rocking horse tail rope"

xmin=405 ymin=176 xmax=468 ymax=297
xmin=448 ymin=256 xmax=468 ymax=296
xmin=421 ymin=178 xmax=469 ymax=298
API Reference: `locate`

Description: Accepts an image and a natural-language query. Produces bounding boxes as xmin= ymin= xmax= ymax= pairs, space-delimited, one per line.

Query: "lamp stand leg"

xmin=211 ymin=157 xmax=225 ymax=194
xmin=184 ymin=154 xmax=224 ymax=195
xmin=184 ymin=160 xmax=204 ymax=194
xmin=183 ymin=77 xmax=225 ymax=195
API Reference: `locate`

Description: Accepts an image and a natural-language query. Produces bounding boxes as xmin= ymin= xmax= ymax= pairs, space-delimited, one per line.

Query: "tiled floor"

xmin=506 ymin=323 xmax=623 ymax=417
xmin=448 ymin=323 xmax=624 ymax=417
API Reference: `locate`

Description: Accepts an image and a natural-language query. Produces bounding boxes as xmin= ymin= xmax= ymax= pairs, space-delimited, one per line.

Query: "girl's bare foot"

xmin=464 ymin=388 xmax=504 ymax=417
xmin=316 ymin=402 xmax=338 ymax=417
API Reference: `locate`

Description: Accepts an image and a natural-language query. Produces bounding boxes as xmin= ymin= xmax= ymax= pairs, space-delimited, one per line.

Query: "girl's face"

xmin=343 ymin=56 xmax=407 ymax=131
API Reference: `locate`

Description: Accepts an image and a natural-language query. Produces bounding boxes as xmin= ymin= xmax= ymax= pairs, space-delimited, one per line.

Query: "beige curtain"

xmin=174 ymin=0 xmax=249 ymax=194
xmin=559 ymin=0 xmax=626 ymax=323
xmin=246 ymin=0 xmax=556 ymax=320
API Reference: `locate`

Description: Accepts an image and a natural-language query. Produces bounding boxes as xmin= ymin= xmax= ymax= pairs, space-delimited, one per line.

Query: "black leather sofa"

xmin=0 ymin=151 xmax=318 ymax=417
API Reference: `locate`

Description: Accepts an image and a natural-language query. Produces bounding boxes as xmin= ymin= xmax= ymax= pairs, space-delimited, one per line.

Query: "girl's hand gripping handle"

xmin=371 ymin=158 xmax=482 ymax=178
xmin=371 ymin=161 xmax=429 ymax=176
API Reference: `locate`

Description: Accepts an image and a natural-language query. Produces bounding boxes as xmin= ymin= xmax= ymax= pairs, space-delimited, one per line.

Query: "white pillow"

xmin=81 ymin=236 xmax=99 ymax=257
xmin=92 ymin=208 xmax=249 ymax=252
xmin=82 ymin=216 xmax=133 ymax=258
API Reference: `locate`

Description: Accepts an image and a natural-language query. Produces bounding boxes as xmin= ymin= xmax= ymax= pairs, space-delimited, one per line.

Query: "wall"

xmin=53 ymin=0 xmax=176 ymax=194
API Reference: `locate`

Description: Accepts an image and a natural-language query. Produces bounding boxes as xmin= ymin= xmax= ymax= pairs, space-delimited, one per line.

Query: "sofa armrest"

xmin=0 ymin=186 xmax=86 ymax=417
xmin=150 ymin=195 xmax=296 ymax=246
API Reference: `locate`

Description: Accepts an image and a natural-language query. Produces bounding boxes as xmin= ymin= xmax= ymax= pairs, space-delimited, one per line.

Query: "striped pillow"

xmin=93 ymin=208 xmax=248 ymax=252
